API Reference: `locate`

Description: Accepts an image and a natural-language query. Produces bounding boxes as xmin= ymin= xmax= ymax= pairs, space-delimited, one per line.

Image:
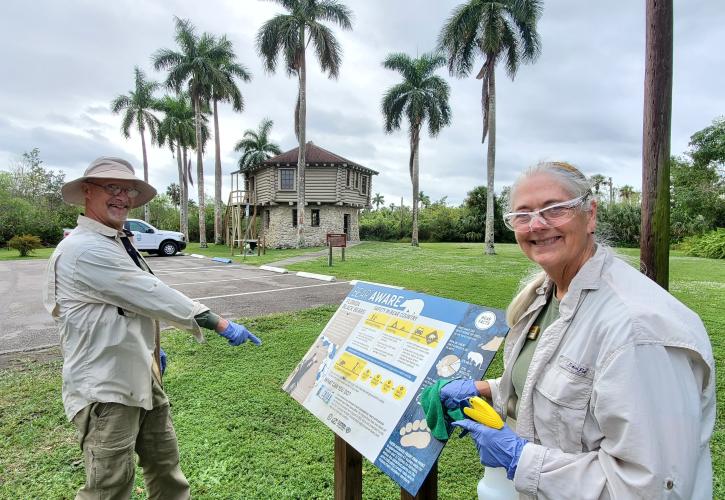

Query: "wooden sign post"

xmin=327 ymin=233 xmax=347 ymax=266
xmin=334 ymin=435 xmax=437 ymax=500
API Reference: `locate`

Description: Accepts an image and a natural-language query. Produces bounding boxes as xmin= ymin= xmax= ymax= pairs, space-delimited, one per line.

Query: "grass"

xmin=0 ymin=243 xmax=324 ymax=265
xmin=179 ymin=242 xmax=326 ymax=266
xmin=290 ymin=241 xmax=725 ymax=495
xmin=0 ymin=307 xmax=489 ymax=499
xmin=1 ymin=241 xmax=722 ymax=498
xmin=0 ymin=246 xmax=54 ymax=260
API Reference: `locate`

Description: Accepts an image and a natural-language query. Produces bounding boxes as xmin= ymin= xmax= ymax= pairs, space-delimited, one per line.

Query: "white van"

xmin=122 ymin=219 xmax=187 ymax=256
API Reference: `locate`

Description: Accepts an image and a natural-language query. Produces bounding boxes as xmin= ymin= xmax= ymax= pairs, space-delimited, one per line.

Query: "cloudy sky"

xmin=1 ymin=0 xmax=723 ymax=206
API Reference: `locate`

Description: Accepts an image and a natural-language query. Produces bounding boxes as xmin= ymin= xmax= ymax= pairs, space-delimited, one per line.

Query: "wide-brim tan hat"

xmin=61 ymin=157 xmax=157 ymax=209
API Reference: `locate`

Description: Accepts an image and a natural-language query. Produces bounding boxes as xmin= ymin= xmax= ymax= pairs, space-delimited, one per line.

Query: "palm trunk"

xmin=484 ymin=69 xmax=497 ymax=255
xmin=194 ymin=94 xmax=207 ymax=248
xmin=182 ymin=147 xmax=190 ymax=241
xmin=213 ymin=98 xmax=223 ymax=245
xmin=641 ymin=0 xmax=673 ymax=289
xmin=140 ymin=127 xmax=150 ymax=223
xmin=296 ymin=28 xmax=307 ymax=248
xmin=175 ymin=142 xmax=185 ymax=234
xmin=411 ymin=125 xmax=421 ymax=247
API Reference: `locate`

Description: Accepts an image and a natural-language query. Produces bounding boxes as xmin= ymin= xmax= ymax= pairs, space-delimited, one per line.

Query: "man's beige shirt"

xmin=43 ymin=215 xmax=208 ymax=420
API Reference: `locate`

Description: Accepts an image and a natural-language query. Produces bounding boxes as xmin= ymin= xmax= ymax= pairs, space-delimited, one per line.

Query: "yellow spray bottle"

xmin=464 ymin=397 xmax=518 ymax=500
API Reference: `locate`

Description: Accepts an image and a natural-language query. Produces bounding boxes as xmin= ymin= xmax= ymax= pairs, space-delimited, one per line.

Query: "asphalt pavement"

xmin=0 ymin=254 xmax=352 ymax=364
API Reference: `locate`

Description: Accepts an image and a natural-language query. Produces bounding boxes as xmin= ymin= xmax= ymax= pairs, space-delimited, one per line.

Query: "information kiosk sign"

xmin=283 ymin=282 xmax=509 ymax=496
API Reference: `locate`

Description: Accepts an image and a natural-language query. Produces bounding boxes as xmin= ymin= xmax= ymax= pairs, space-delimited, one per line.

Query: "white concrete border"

xmin=296 ymin=271 xmax=335 ymax=282
xmin=260 ymin=265 xmax=289 ymax=273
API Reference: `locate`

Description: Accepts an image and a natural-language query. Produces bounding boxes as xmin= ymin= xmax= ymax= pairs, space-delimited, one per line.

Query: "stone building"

xmin=237 ymin=142 xmax=378 ymax=248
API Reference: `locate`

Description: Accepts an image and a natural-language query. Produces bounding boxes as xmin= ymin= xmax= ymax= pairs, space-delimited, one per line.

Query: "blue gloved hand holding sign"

xmin=439 ymin=379 xmax=478 ymax=409
xmin=452 ymin=419 xmax=527 ymax=480
xmin=219 ymin=320 xmax=262 ymax=346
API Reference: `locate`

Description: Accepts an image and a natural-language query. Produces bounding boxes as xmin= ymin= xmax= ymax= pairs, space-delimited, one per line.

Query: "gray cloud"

xmin=1 ymin=0 xmax=722 ymax=207
xmin=0 ymin=117 xmax=134 ymax=172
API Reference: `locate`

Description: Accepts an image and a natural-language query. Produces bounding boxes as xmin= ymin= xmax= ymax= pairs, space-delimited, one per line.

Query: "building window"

xmin=346 ymin=169 xmax=351 ymax=187
xmin=292 ymin=209 xmax=298 ymax=227
xmin=354 ymin=172 xmax=360 ymax=189
xmin=311 ymin=209 xmax=320 ymax=227
xmin=279 ymin=168 xmax=296 ymax=190
xmin=361 ymin=175 xmax=368 ymax=194
xmin=264 ymin=210 xmax=270 ymax=229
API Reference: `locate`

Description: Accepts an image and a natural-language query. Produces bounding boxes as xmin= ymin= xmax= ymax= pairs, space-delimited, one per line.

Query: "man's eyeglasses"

xmin=503 ymin=194 xmax=589 ymax=232
xmin=86 ymin=181 xmax=140 ymax=199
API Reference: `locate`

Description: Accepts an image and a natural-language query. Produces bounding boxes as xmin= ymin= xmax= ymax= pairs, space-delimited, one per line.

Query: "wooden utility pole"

xmin=640 ymin=0 xmax=673 ymax=290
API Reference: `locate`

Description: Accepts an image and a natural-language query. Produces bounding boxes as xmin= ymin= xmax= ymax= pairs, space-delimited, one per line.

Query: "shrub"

xmin=8 ymin=234 xmax=43 ymax=257
xmin=597 ymin=203 xmax=641 ymax=247
xmin=679 ymin=229 xmax=725 ymax=259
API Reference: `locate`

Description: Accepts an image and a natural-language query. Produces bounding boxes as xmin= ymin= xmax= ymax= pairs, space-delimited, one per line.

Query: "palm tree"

xmin=257 ymin=0 xmax=353 ymax=247
xmin=156 ymin=92 xmax=199 ymax=239
xmin=372 ymin=193 xmax=385 ymax=210
xmin=110 ymin=66 xmax=161 ymax=222
xmin=153 ymin=17 xmax=230 ymax=247
xmin=419 ymin=191 xmax=431 ymax=209
xmin=439 ymin=0 xmax=542 ymax=255
xmin=619 ymin=184 xmax=636 ymax=204
xmin=234 ymin=118 xmax=282 ymax=172
xmin=209 ymin=38 xmax=252 ymax=244
xmin=590 ymin=174 xmax=607 ymax=196
xmin=381 ymin=52 xmax=452 ymax=246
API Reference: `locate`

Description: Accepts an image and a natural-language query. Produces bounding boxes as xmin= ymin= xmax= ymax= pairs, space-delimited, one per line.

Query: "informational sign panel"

xmin=283 ymin=283 xmax=509 ymax=496
xmin=327 ymin=233 xmax=347 ymax=247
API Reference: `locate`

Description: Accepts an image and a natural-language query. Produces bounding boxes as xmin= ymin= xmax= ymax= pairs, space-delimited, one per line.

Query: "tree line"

xmin=106 ymin=0 xmax=542 ymax=252
xmin=1 ymin=112 xmax=721 ymax=252
xmin=361 ymin=116 xmax=724 ymax=251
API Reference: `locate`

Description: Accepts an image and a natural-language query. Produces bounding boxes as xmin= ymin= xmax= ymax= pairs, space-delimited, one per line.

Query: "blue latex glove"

xmin=452 ymin=420 xmax=527 ymax=480
xmin=219 ymin=321 xmax=262 ymax=346
xmin=440 ymin=379 xmax=479 ymax=409
xmin=159 ymin=348 xmax=167 ymax=375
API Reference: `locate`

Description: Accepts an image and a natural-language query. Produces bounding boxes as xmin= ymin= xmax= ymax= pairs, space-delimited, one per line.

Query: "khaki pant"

xmin=72 ymin=379 xmax=190 ymax=500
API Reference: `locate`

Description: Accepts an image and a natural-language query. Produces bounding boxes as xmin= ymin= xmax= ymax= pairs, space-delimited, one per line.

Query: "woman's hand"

xmin=440 ymin=380 xmax=492 ymax=409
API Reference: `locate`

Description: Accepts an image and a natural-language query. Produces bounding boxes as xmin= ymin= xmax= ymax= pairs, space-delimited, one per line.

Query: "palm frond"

xmin=257 ymin=14 xmax=300 ymax=74
xmin=308 ymin=22 xmax=343 ymax=78
xmin=438 ymin=1 xmax=484 ymax=77
xmin=120 ymin=109 xmax=135 ymax=138
xmin=110 ymin=95 xmax=131 ymax=114
xmin=314 ymin=0 xmax=353 ymax=30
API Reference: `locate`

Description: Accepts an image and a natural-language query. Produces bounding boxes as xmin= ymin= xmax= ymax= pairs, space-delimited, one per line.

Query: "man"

xmin=43 ymin=157 xmax=261 ymax=499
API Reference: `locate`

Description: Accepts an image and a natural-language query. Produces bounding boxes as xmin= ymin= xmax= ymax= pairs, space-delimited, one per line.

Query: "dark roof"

xmin=240 ymin=141 xmax=377 ymax=175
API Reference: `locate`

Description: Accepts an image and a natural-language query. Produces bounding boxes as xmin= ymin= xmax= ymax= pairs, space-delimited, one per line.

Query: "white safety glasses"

xmin=503 ymin=194 xmax=589 ymax=232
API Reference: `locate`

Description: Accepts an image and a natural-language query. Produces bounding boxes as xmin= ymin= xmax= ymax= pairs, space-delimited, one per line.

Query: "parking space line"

xmin=153 ymin=267 xmax=249 ymax=275
xmin=192 ymin=281 xmax=351 ymax=301
xmin=165 ymin=274 xmax=297 ymax=286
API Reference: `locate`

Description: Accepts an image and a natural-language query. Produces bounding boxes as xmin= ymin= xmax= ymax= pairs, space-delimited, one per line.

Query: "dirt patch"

xmin=0 ymin=347 xmax=62 ymax=371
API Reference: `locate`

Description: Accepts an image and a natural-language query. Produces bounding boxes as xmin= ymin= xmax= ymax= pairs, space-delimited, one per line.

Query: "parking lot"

xmin=0 ymin=255 xmax=352 ymax=358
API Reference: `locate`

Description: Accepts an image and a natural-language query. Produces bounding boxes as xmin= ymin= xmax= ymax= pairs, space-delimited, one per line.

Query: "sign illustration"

xmin=282 ymin=283 xmax=508 ymax=496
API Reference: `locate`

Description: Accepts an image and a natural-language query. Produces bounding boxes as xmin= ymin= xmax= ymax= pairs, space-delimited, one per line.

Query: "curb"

xmin=296 ymin=271 xmax=336 ymax=282
xmin=211 ymin=257 xmax=233 ymax=264
xmin=260 ymin=265 xmax=288 ymax=274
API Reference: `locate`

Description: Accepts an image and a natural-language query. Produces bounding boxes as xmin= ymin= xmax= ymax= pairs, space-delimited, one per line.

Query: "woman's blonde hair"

xmin=505 ymin=161 xmax=594 ymax=326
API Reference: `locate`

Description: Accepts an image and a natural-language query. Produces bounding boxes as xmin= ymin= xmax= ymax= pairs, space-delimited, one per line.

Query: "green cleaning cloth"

xmin=420 ymin=379 xmax=466 ymax=441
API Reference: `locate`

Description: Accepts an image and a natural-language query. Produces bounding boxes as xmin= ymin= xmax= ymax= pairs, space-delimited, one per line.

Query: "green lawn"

xmin=1 ymin=241 xmax=722 ymax=498
xmin=180 ymin=242 xmax=326 ymax=266
xmin=0 ymin=246 xmax=54 ymax=260
xmin=0 ymin=243 xmax=324 ymax=265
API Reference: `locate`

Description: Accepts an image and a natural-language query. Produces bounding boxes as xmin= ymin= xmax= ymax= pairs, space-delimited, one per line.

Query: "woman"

xmin=441 ymin=162 xmax=714 ymax=499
